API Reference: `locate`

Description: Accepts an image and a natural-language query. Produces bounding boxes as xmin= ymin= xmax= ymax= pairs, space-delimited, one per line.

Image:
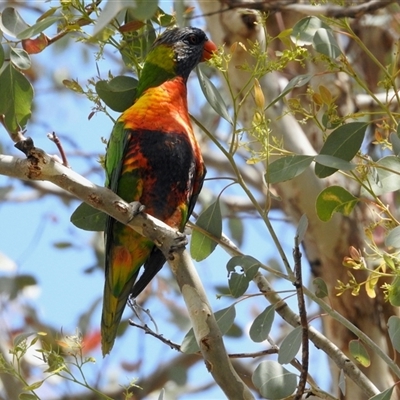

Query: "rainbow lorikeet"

xmin=101 ymin=27 xmax=217 ymax=355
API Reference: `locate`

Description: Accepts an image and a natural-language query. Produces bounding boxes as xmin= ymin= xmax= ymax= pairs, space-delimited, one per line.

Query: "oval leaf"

xmin=228 ymin=272 xmax=249 ymax=298
xmin=10 ymin=47 xmax=31 ymax=70
xmin=227 ymin=255 xmax=260 ymax=280
xmin=197 ymin=65 xmax=233 ymax=124
xmin=266 ymin=155 xmax=314 ymax=184
xmin=249 ymin=305 xmax=275 ymax=343
xmin=314 ymin=154 xmax=355 ymax=171
xmin=387 ymin=276 xmax=400 ymax=307
xmin=315 ymin=122 xmax=368 ymax=178
xmin=70 ymin=202 xmax=107 ymax=231
xmin=313 ymin=277 xmax=328 ymax=298
xmin=349 ymin=339 xmax=370 ymax=367
xmin=388 ymin=316 xmax=400 ymax=353
xmin=190 ymin=199 xmax=222 ymax=261
xmin=316 ymin=186 xmax=358 ymax=222
xmin=291 ymin=16 xmax=331 ymax=46
xmin=252 ymin=360 xmax=297 ymax=400
xmin=0 ymin=7 xmax=30 ymax=38
xmin=278 ymin=326 xmax=302 ymax=364
xmin=385 ymin=226 xmax=400 ymax=249
xmin=361 ymin=156 xmax=400 ymax=197
xmin=296 ymin=214 xmax=308 ymax=243
xmin=0 ymin=63 xmax=34 ymax=132
xmin=96 ymin=76 xmax=138 ymax=112
xmin=313 ymin=28 xmax=342 ymax=58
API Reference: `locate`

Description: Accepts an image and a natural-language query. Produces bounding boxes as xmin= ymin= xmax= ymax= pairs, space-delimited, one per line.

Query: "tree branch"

xmin=221 ymin=0 xmax=396 ymax=18
xmin=0 ymin=145 xmax=254 ymax=399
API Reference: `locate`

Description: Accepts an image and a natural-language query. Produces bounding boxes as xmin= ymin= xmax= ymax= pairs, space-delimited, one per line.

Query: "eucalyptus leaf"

xmin=70 ymin=202 xmax=107 ymax=231
xmin=296 ymin=214 xmax=308 ymax=242
xmin=96 ymin=76 xmax=138 ymax=112
xmin=0 ymin=63 xmax=34 ymax=132
xmin=278 ymin=326 xmax=302 ymax=364
xmin=197 ymin=65 xmax=233 ymax=124
xmin=390 ymin=132 xmax=400 ymax=156
xmin=316 ymin=186 xmax=359 ymax=222
xmin=190 ymin=199 xmax=222 ymax=261
xmin=266 ymin=74 xmax=313 ymax=110
xmin=252 ymin=360 xmax=297 ymax=399
xmin=249 ymin=305 xmax=275 ymax=343
xmin=387 ymin=316 xmax=400 ymax=353
xmin=10 ymin=47 xmax=31 ymax=70
xmin=361 ymin=156 xmax=400 ymax=197
xmin=291 ymin=16 xmax=331 ymax=46
xmin=385 ymin=226 xmax=400 ymax=249
xmin=315 ymin=122 xmax=367 ymax=178
xmin=266 ymin=155 xmax=314 ymax=184
xmin=0 ymin=7 xmax=30 ymax=38
xmin=349 ymin=340 xmax=370 ymax=367
xmin=313 ymin=28 xmax=342 ymax=58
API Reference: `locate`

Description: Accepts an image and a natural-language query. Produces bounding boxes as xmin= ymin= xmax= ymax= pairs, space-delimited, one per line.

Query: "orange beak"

xmin=202 ymin=39 xmax=218 ymax=61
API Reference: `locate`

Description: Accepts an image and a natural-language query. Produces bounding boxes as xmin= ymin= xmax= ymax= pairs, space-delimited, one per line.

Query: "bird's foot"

xmin=167 ymin=232 xmax=188 ymax=260
xmin=127 ymin=201 xmax=145 ymax=222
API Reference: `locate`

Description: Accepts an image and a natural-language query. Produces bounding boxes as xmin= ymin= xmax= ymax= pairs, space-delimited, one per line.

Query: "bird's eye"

xmin=187 ymin=34 xmax=200 ymax=45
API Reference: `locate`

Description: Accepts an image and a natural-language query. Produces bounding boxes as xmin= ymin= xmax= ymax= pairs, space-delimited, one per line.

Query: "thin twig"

xmin=293 ymin=236 xmax=309 ymax=400
xmin=47 ymin=132 xmax=70 ymax=168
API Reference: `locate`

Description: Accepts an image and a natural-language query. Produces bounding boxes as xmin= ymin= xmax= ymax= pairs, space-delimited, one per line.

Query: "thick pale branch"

xmin=220 ymin=0 xmax=395 ymax=18
xmin=0 ymin=148 xmax=254 ymax=399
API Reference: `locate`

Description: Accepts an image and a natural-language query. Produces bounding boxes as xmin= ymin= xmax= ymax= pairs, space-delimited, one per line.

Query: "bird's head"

xmin=152 ymin=27 xmax=217 ymax=78
xmin=137 ymin=27 xmax=217 ymax=94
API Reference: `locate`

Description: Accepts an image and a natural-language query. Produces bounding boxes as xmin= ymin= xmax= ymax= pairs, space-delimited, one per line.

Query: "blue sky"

xmin=0 ymin=2 xmax=330 ymax=399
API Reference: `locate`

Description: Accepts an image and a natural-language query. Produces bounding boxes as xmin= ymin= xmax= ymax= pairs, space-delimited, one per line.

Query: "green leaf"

xmin=266 ymin=74 xmax=313 ymax=110
xmin=314 ymin=154 xmax=355 ymax=172
xmin=10 ymin=47 xmax=31 ymax=70
xmin=361 ymin=156 xmax=400 ymax=197
xmin=181 ymin=328 xmax=198 ymax=354
xmin=0 ymin=63 xmax=34 ymax=132
xmin=70 ymin=202 xmax=107 ymax=231
xmin=313 ymin=277 xmax=328 ymax=298
xmin=313 ymin=28 xmax=342 ymax=58
xmin=252 ymin=360 xmax=297 ymax=399
xmin=0 ymin=7 xmax=30 ymax=38
xmin=0 ymin=45 xmax=4 ymax=68
xmin=316 ymin=186 xmax=358 ymax=222
xmin=315 ymin=122 xmax=367 ymax=178
xmin=369 ymin=387 xmax=394 ymax=400
xmin=249 ymin=305 xmax=275 ymax=343
xmin=96 ymin=76 xmax=138 ymax=112
xmin=16 ymin=16 xmax=61 ymax=40
xmin=228 ymin=272 xmax=249 ymax=298
xmin=228 ymin=217 xmax=244 ymax=247
xmin=291 ymin=16 xmax=331 ymax=46
xmin=265 ymin=155 xmax=314 ymax=184
xmin=387 ymin=276 xmax=400 ymax=307
xmin=385 ymin=226 xmax=400 ymax=249
xmin=197 ymin=65 xmax=233 ymax=124
xmin=390 ymin=132 xmax=400 ymax=156
xmin=388 ymin=316 xmax=400 ymax=353
xmin=190 ymin=199 xmax=222 ymax=261
xmin=214 ymin=306 xmax=236 ymax=335
xmin=296 ymin=214 xmax=308 ymax=243
xmin=349 ymin=340 xmax=370 ymax=367
xmin=278 ymin=326 xmax=302 ymax=364
xmin=227 ymin=255 xmax=260 ymax=280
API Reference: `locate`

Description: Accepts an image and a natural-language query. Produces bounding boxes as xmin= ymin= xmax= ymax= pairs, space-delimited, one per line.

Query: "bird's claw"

xmin=169 ymin=233 xmax=188 ymax=254
xmin=127 ymin=201 xmax=145 ymax=222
